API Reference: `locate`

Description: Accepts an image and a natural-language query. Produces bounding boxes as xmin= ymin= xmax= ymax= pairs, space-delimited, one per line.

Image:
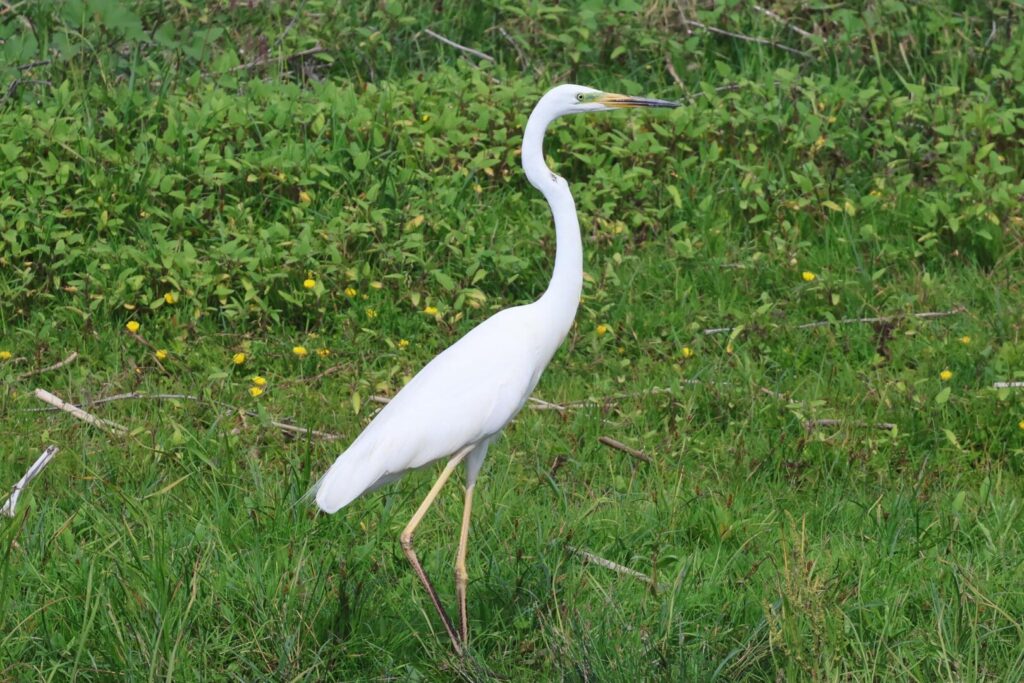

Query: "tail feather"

xmin=305 ymin=435 xmax=398 ymax=513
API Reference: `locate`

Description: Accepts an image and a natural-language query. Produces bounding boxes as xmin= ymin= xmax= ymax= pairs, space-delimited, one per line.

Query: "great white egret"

xmin=308 ymin=84 xmax=677 ymax=653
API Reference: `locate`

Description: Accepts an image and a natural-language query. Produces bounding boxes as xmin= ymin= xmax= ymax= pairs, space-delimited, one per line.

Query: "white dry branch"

xmin=34 ymin=388 xmax=128 ymax=435
xmin=2 ymin=446 xmax=59 ymax=517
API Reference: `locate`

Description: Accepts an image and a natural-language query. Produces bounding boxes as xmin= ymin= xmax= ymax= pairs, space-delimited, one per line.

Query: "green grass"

xmin=3 ymin=1 xmax=1024 ymax=680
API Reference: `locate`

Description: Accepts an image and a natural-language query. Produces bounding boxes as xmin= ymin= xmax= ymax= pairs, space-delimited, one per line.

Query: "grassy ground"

xmin=3 ymin=1 xmax=1024 ymax=680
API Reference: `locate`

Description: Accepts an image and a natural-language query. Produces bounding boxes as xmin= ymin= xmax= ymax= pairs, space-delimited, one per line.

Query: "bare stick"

xmin=227 ymin=44 xmax=325 ymax=73
xmin=2 ymin=446 xmax=59 ymax=517
xmin=495 ymin=26 xmax=529 ymax=71
xmin=29 ymin=391 xmax=342 ymax=441
xmin=18 ymin=352 xmax=79 ymax=380
xmin=33 ymin=389 xmax=127 ymax=435
xmin=598 ymin=436 xmax=652 ymax=464
xmin=679 ymin=17 xmax=811 ymax=59
xmin=701 ymin=306 xmax=966 ymax=336
xmin=993 ymin=381 xmax=1024 ymax=389
xmin=752 ymin=4 xmax=818 ymax=41
xmin=665 ymin=54 xmax=685 ymax=90
xmin=804 ymin=419 xmax=896 ymax=432
xmin=567 ymin=545 xmax=660 ymax=589
xmin=423 ymin=28 xmax=495 ymax=62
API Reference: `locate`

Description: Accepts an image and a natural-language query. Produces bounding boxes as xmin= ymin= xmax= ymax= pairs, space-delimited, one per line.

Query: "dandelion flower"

xmin=249 ymin=386 xmax=264 ymax=397
xmin=344 ymin=287 xmax=357 ymax=297
xmin=421 ymin=114 xmax=430 ymax=123
xmin=163 ymin=292 xmax=177 ymax=304
xmin=424 ymin=305 xmax=439 ymax=316
xmin=398 ymin=339 xmax=409 ymax=349
xmin=596 ymin=324 xmax=609 ymax=336
xmin=960 ymin=336 xmax=971 ymax=345
xmin=0 ymin=351 xmax=11 ymax=361
xmin=232 ymin=352 xmax=246 ymax=365
xmin=303 ymin=278 xmax=316 ymax=290
xmin=366 ymin=308 xmax=377 ymax=319
xmin=801 ymin=271 xmax=816 ymax=282
xmin=682 ymin=346 xmax=694 ymax=359
xmin=126 ymin=321 xmax=140 ymax=333
xmin=298 ymin=191 xmax=311 ymax=204
xmin=293 ymin=346 xmax=308 ymax=358
xmin=317 ymin=348 xmax=331 ymax=357
xmin=251 ymin=376 xmax=267 ymax=387
xmin=1019 ymin=420 xmax=1024 ymax=431
xmin=940 ymin=369 xmax=953 ymax=381
xmin=154 ymin=349 xmax=168 ymax=361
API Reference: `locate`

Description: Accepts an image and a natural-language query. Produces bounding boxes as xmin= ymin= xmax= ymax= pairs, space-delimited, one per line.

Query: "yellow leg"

xmin=400 ymin=447 xmax=471 ymax=654
xmin=455 ymin=482 xmax=475 ymax=647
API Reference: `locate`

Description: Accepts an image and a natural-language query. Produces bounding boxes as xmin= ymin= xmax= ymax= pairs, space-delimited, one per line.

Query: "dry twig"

xmin=803 ymin=419 xmax=896 ymax=432
xmin=34 ymin=389 xmax=127 ymax=435
xmin=598 ymin=436 xmax=652 ymax=464
xmin=567 ymin=545 xmax=660 ymax=589
xmin=679 ymin=17 xmax=811 ymax=58
xmin=752 ymin=4 xmax=818 ymax=41
xmin=2 ymin=446 xmax=59 ymax=517
xmin=993 ymin=381 xmax=1024 ymax=389
xmin=423 ymin=28 xmax=495 ymax=62
xmin=228 ymin=44 xmax=325 ymax=73
xmin=701 ymin=306 xmax=966 ymax=336
xmin=18 ymin=352 xmax=79 ymax=380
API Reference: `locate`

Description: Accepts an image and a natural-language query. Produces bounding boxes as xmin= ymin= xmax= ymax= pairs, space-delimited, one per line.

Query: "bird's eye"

xmin=576 ymin=93 xmax=584 ymax=102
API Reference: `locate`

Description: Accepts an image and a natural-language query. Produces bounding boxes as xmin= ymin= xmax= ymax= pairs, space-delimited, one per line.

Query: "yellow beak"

xmin=597 ymin=92 xmax=679 ymax=109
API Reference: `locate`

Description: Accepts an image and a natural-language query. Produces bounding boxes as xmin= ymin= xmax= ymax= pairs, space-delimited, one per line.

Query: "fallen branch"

xmin=665 ymin=54 xmax=685 ymax=90
xmin=18 ymin=352 xmax=79 ymax=380
xmin=34 ymin=389 xmax=127 ymax=435
xmin=598 ymin=436 xmax=652 ymax=464
xmin=702 ymin=306 xmax=966 ymax=336
xmin=423 ymin=28 xmax=495 ymax=62
xmin=804 ymin=419 xmax=896 ymax=432
xmin=227 ymin=44 xmax=325 ymax=73
xmin=30 ymin=391 xmax=342 ymax=442
xmin=752 ymin=4 xmax=819 ymax=41
xmin=2 ymin=446 xmax=59 ymax=517
xmin=567 ymin=545 xmax=660 ymax=590
xmin=992 ymin=381 xmax=1024 ymax=389
xmin=679 ymin=17 xmax=811 ymax=59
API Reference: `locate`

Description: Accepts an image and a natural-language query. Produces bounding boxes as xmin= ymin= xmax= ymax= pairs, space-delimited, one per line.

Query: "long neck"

xmin=522 ymin=105 xmax=583 ymax=333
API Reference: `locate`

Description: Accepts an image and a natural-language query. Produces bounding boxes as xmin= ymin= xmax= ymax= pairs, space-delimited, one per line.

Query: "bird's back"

xmin=310 ymin=303 xmax=559 ymax=513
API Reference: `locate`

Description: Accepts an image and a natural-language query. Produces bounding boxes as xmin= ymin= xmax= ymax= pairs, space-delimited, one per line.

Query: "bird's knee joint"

xmin=455 ymin=565 xmax=468 ymax=584
xmin=400 ymin=531 xmax=413 ymax=550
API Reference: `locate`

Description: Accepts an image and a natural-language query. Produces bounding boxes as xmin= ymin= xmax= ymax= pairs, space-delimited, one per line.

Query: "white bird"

xmin=308 ymin=84 xmax=677 ymax=653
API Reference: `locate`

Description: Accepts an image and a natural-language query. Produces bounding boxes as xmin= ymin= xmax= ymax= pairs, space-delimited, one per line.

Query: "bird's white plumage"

xmin=308 ymin=83 xmax=678 ymax=518
xmin=312 ymin=302 xmax=563 ymax=512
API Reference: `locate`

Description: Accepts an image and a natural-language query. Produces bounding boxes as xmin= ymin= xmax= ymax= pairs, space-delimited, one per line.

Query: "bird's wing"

xmin=311 ymin=305 xmax=547 ymax=513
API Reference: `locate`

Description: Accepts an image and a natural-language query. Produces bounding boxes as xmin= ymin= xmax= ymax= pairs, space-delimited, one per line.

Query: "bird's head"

xmin=541 ymin=84 xmax=679 ymax=117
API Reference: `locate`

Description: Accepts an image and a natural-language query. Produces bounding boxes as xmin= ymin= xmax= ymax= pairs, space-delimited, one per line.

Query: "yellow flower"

xmin=298 ymin=190 xmax=311 ymax=204
xmin=249 ymin=386 xmax=264 ymax=397
xmin=251 ymin=375 xmax=267 ymax=387
xmin=316 ymin=348 xmax=331 ymax=357
xmin=293 ymin=346 xmax=308 ymax=358
xmin=681 ymin=346 xmax=694 ymax=359
xmin=423 ymin=306 xmax=439 ymax=316
xmin=232 ymin=352 xmax=246 ymax=365
xmin=398 ymin=339 xmax=409 ymax=349
xmin=801 ymin=271 xmax=816 ymax=282
xmin=365 ymin=308 xmax=377 ymax=319
xmin=421 ymin=114 xmax=430 ymax=123
xmin=596 ymin=324 xmax=609 ymax=336
xmin=126 ymin=321 xmax=140 ymax=333
xmin=303 ymin=278 xmax=316 ymax=289
xmin=1019 ymin=420 xmax=1024 ymax=431
xmin=154 ymin=349 xmax=168 ymax=361
xmin=939 ymin=369 xmax=953 ymax=381
xmin=0 ymin=351 xmax=11 ymax=361
xmin=163 ymin=292 xmax=177 ymax=304
xmin=344 ymin=287 xmax=357 ymax=297
xmin=960 ymin=336 xmax=971 ymax=345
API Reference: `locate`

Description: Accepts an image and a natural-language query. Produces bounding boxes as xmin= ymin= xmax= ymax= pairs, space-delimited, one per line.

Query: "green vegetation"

xmin=3 ymin=1 xmax=1024 ymax=679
